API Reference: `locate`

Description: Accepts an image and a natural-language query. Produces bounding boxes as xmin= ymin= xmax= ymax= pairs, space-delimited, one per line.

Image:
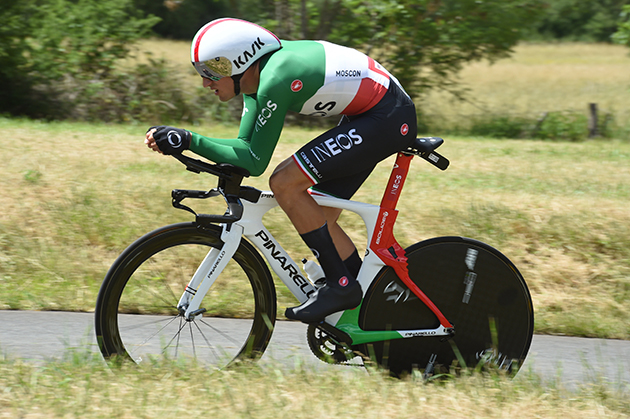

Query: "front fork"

xmin=176 ymin=223 xmax=244 ymax=320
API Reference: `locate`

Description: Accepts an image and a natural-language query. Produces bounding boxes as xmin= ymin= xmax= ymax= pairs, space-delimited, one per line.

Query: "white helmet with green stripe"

xmin=191 ymin=18 xmax=281 ymax=83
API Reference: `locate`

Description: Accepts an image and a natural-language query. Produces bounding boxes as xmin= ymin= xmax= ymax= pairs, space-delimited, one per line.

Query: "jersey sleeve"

xmin=188 ymin=90 xmax=289 ymax=177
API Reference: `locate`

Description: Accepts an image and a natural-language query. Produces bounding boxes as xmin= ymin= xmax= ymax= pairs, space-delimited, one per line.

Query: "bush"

xmin=64 ymin=57 xmax=239 ymax=124
xmin=0 ymin=0 xmax=159 ymax=119
xmin=469 ymin=115 xmax=533 ymax=139
xmin=534 ymin=111 xmax=589 ymax=141
xmin=428 ymin=110 xmax=619 ymax=141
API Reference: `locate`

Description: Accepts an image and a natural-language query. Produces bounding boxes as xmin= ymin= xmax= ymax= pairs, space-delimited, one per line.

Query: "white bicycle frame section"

xmin=176 ymin=192 xmax=381 ymax=319
xmin=175 ymin=151 xmax=454 ymax=342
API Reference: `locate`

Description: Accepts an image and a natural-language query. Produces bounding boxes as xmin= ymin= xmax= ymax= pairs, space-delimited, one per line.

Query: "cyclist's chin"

xmin=216 ymin=90 xmax=236 ymax=102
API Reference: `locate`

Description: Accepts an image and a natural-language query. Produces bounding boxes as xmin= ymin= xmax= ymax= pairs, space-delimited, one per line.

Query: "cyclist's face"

xmin=202 ymin=76 xmax=235 ymax=102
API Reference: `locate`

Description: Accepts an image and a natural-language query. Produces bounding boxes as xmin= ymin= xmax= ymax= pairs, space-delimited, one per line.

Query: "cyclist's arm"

xmin=188 ymin=93 xmax=287 ymax=176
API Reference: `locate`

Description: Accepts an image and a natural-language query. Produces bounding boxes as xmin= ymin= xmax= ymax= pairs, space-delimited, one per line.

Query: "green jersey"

xmin=189 ymin=40 xmax=398 ymax=176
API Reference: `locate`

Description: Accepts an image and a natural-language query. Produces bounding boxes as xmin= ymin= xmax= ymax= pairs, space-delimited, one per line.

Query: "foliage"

xmin=469 ymin=116 xmax=533 ymax=139
xmin=132 ymin=0 xmax=228 ymax=39
xmin=232 ymin=0 xmax=546 ymax=99
xmin=533 ymin=111 xmax=589 ymax=141
xmin=528 ymin=0 xmax=630 ymax=42
xmin=612 ymin=4 xmax=630 ymax=46
xmin=132 ymin=0 xmax=545 ymax=99
xmin=323 ymin=0 xmax=537 ymax=97
xmin=61 ymin=57 xmax=235 ymax=123
xmin=1 ymin=355 xmax=629 ymax=419
xmin=0 ymin=0 xmax=159 ymax=118
xmin=455 ymin=111 xmax=616 ymax=141
xmin=0 ymin=0 xmax=43 ymax=115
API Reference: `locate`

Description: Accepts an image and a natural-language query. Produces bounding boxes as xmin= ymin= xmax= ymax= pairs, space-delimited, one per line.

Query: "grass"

xmin=0 ymin=349 xmax=628 ymax=419
xmin=1 ymin=40 xmax=630 ymax=417
xmin=0 ymin=117 xmax=629 ymax=340
xmin=422 ymin=42 xmax=630 ymax=135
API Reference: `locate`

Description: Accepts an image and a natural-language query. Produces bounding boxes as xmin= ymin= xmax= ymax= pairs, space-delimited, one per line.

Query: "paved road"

xmin=1 ymin=310 xmax=628 ymax=387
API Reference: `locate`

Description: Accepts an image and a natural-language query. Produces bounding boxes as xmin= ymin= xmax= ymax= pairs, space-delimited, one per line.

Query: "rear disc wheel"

xmin=358 ymin=237 xmax=534 ymax=376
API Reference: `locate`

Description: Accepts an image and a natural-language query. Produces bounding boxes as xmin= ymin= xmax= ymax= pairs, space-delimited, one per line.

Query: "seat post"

xmin=379 ymin=152 xmax=414 ymax=211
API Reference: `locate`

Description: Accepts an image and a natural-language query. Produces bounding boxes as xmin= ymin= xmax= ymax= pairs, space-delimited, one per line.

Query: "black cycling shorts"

xmin=292 ymin=80 xmax=417 ymax=199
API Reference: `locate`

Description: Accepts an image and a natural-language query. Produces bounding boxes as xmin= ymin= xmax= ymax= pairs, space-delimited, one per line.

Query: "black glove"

xmin=148 ymin=125 xmax=191 ymax=155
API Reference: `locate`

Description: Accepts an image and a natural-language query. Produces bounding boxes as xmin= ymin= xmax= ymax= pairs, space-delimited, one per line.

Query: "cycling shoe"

xmin=285 ymin=281 xmax=362 ymax=323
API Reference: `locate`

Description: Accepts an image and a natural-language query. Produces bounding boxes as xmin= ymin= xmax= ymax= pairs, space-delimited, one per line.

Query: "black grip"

xmin=195 ymin=195 xmax=243 ymax=225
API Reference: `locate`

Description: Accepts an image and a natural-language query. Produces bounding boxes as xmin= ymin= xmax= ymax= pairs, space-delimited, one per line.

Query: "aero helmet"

xmin=191 ymin=18 xmax=281 ymax=93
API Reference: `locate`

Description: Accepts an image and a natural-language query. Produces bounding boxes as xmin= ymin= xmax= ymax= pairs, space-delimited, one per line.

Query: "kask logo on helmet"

xmin=233 ymin=37 xmax=266 ymax=70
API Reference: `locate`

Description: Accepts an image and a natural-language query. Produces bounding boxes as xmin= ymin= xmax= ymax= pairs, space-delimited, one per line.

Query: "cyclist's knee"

xmin=269 ymin=168 xmax=288 ymax=195
xmin=269 ymin=159 xmax=311 ymax=197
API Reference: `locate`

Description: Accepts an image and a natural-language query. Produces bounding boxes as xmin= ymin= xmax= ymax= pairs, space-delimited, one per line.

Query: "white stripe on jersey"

xmin=298 ymin=41 xmax=391 ymax=117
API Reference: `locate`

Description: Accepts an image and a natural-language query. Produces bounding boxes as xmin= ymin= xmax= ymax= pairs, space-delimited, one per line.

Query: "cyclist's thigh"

xmin=293 ymin=101 xmax=416 ymax=198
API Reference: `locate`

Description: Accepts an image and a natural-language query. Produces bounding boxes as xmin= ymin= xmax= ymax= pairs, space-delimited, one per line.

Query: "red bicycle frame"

xmin=368 ymin=152 xmax=454 ymax=330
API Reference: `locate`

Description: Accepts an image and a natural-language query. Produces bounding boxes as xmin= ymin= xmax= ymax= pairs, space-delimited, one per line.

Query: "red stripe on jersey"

xmin=368 ymin=57 xmax=389 ymax=78
xmin=341 ymin=57 xmax=389 ymax=115
xmin=341 ymin=78 xmax=388 ymax=115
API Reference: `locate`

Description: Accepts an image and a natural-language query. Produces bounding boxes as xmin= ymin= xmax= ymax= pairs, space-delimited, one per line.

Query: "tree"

xmin=530 ymin=0 xmax=629 ymax=42
xmin=325 ymin=0 xmax=545 ymax=98
xmin=0 ymin=0 xmax=159 ymax=118
xmin=129 ymin=0 xmax=544 ymax=99
xmin=0 ymin=0 xmax=41 ymax=114
xmin=223 ymin=0 xmax=544 ymax=99
xmin=613 ymin=4 xmax=630 ymax=46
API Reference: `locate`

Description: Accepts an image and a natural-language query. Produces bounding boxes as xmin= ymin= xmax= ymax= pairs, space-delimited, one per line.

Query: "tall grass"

xmin=1 ymin=118 xmax=629 ymax=339
xmin=0 ymin=351 xmax=628 ymax=419
xmin=420 ymin=43 xmax=630 ymax=138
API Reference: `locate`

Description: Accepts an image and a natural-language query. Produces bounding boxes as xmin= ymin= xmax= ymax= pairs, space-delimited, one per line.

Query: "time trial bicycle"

xmin=94 ymin=137 xmax=534 ymax=376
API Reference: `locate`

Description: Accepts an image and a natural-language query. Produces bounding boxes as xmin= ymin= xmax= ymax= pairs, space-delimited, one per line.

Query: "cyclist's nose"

xmin=202 ymin=78 xmax=213 ymax=88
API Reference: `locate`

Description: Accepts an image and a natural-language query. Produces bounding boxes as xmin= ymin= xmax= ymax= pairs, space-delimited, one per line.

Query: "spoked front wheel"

xmin=358 ymin=236 xmax=534 ymax=376
xmin=95 ymin=223 xmax=276 ymax=369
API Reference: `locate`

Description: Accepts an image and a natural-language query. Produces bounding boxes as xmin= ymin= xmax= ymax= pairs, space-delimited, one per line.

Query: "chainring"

xmin=306 ymin=324 xmax=360 ymax=365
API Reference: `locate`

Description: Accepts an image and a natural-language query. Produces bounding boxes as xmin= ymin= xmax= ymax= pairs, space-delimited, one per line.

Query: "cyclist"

xmin=145 ymin=18 xmax=418 ymax=323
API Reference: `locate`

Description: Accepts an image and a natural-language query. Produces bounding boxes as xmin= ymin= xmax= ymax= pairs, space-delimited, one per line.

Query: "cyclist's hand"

xmin=145 ymin=126 xmax=191 ymax=155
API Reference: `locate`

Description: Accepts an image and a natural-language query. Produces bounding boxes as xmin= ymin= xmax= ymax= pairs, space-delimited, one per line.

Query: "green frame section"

xmin=333 ymin=303 xmax=403 ymax=345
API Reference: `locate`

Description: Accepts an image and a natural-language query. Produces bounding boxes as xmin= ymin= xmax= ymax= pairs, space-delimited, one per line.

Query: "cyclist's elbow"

xmin=245 ymin=160 xmax=268 ymax=177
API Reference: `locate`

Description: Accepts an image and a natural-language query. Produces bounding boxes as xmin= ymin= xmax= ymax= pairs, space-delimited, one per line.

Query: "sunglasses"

xmin=193 ymin=57 xmax=232 ymax=81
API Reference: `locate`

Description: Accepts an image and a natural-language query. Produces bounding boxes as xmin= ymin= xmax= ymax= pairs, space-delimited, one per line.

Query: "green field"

xmin=423 ymin=42 xmax=630 ymax=133
xmin=1 ymin=41 xmax=630 ymax=418
xmin=1 ymin=117 xmax=628 ymax=339
xmin=1 ymin=41 xmax=629 ymax=339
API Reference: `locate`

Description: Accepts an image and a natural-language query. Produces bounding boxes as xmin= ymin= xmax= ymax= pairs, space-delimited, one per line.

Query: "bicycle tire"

xmin=357 ymin=236 xmax=534 ymax=376
xmin=95 ymin=222 xmax=276 ymax=368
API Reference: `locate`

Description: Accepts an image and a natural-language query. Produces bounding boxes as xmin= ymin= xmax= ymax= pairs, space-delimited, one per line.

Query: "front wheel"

xmin=95 ymin=223 xmax=277 ymax=369
xmin=358 ymin=237 xmax=534 ymax=376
